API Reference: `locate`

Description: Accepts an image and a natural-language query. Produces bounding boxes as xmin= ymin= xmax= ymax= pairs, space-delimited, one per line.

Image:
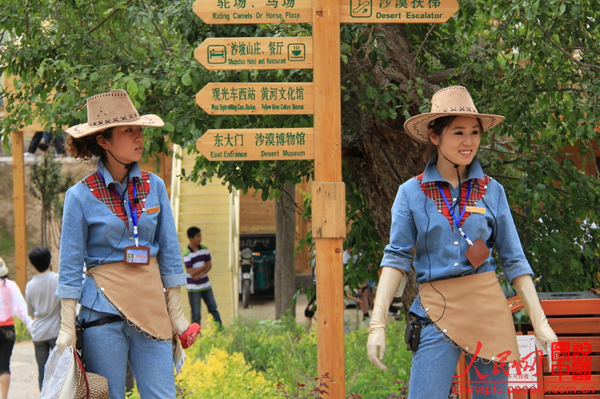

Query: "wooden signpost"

xmin=196 ymin=83 xmax=314 ymax=115
xmin=196 ymin=128 xmax=314 ymax=160
xmin=192 ymin=0 xmax=458 ymax=396
xmin=194 ymin=37 xmax=313 ymax=70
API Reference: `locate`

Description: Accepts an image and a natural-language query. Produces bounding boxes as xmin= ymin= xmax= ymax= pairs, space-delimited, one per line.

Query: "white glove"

xmin=513 ymin=275 xmax=558 ymax=350
xmin=367 ymin=267 xmax=405 ymax=371
xmin=55 ymin=298 xmax=77 ymax=353
xmin=165 ymin=287 xmax=190 ymax=335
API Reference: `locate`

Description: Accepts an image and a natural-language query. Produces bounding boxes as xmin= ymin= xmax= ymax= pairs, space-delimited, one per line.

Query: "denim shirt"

xmin=381 ymin=157 xmax=533 ymax=317
xmin=56 ymin=160 xmax=186 ymax=314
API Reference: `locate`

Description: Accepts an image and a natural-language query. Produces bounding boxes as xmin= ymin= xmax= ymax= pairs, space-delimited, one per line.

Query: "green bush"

xmin=179 ymin=315 xmax=411 ymax=398
xmin=15 ymin=317 xmax=31 ymax=342
xmin=179 ymin=347 xmax=279 ymax=398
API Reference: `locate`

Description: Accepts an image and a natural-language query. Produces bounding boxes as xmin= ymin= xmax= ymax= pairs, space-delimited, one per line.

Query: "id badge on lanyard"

xmin=99 ymin=171 xmax=150 ymax=266
xmin=124 ymin=245 xmax=150 ymax=266
xmin=436 ymin=181 xmax=490 ymax=269
xmin=123 ymin=180 xmax=150 ymax=266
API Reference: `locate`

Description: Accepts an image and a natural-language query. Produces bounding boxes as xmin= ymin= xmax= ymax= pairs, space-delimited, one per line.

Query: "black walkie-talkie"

xmin=404 ymin=320 xmax=422 ymax=352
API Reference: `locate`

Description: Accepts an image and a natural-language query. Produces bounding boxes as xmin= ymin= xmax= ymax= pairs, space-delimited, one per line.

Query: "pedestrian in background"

xmin=24 ymin=131 xmax=66 ymax=157
xmin=184 ymin=226 xmax=222 ymax=327
xmin=0 ymin=257 xmax=32 ymax=399
xmin=25 ymin=247 xmax=61 ymax=390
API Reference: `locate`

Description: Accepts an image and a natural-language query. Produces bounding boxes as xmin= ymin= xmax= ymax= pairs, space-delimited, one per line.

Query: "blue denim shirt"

xmin=56 ymin=160 xmax=186 ymax=315
xmin=381 ymin=157 xmax=533 ymax=316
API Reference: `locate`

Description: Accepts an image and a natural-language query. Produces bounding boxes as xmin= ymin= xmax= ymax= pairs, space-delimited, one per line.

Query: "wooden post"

xmin=12 ymin=131 xmax=28 ymax=292
xmin=312 ymin=0 xmax=345 ymax=396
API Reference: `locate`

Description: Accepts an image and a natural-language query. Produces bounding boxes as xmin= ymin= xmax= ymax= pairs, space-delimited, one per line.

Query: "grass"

xmin=0 ymin=223 xmax=14 ymax=258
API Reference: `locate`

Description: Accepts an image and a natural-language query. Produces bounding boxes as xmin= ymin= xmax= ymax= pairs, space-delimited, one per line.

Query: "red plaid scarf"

xmin=82 ymin=171 xmax=151 ymax=226
xmin=415 ymin=173 xmax=492 ymax=227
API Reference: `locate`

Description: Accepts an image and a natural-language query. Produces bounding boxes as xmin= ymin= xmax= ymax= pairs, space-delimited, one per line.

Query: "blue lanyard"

xmin=98 ymin=171 xmax=140 ymax=247
xmin=436 ymin=180 xmax=474 ymax=246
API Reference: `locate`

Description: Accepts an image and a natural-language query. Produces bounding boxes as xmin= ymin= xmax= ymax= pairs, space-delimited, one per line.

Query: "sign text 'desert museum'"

xmin=196 ymin=128 xmax=315 ymax=161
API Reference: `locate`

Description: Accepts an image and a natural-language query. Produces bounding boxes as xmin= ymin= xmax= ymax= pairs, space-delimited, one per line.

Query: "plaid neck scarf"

xmin=82 ymin=171 xmax=151 ymax=226
xmin=415 ymin=173 xmax=492 ymax=227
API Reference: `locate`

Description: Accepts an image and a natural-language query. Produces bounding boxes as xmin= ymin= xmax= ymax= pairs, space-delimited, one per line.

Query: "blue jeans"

xmin=188 ymin=288 xmax=222 ymax=326
xmin=79 ymin=307 xmax=175 ymax=399
xmin=33 ymin=337 xmax=57 ymax=390
xmin=408 ymin=322 xmax=508 ymax=399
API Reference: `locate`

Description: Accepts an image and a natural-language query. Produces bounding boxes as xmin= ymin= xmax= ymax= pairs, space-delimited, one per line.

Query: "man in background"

xmin=184 ymin=227 xmax=222 ymax=328
xmin=25 ymin=247 xmax=60 ymax=390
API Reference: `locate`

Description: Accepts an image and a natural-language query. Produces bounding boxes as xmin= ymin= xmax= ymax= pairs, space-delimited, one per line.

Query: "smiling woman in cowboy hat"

xmin=366 ymin=86 xmax=558 ymax=398
xmin=55 ymin=90 xmax=199 ymax=399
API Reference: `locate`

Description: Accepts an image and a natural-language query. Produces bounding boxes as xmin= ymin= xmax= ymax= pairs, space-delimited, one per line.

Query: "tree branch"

xmin=141 ymin=0 xmax=169 ymax=52
xmin=530 ymin=18 xmax=600 ymax=72
xmin=424 ymin=68 xmax=460 ymax=84
xmin=411 ymin=24 xmax=436 ymax=71
xmin=88 ymin=0 xmax=135 ymax=34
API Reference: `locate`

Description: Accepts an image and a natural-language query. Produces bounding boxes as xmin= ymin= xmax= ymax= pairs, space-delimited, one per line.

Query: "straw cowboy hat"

xmin=403 ymin=86 xmax=505 ymax=143
xmin=65 ymin=89 xmax=164 ymax=138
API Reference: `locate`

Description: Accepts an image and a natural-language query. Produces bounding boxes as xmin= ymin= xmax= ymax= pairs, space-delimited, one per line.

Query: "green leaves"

xmin=1 ymin=0 xmax=598 ymax=294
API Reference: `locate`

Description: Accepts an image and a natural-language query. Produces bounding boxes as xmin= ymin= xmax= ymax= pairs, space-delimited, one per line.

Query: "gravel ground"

xmin=10 ymin=341 xmax=40 ymax=399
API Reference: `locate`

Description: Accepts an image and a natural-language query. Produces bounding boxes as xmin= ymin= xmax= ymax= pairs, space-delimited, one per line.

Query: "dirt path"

xmin=238 ymin=293 xmax=369 ymax=330
xmin=9 ymin=341 xmax=39 ymax=399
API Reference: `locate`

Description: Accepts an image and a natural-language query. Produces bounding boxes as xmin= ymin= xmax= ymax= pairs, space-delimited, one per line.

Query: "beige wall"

xmin=172 ymin=151 xmax=239 ymax=326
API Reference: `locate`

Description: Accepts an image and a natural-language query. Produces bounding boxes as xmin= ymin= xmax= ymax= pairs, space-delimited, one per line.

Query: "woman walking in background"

xmin=0 ymin=257 xmax=32 ymax=399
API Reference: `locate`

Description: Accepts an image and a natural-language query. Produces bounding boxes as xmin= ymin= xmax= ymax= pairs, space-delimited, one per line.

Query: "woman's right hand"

xmin=366 ymin=267 xmax=405 ymax=371
xmin=367 ymin=323 xmax=388 ymax=370
xmin=56 ymin=298 xmax=77 ymax=352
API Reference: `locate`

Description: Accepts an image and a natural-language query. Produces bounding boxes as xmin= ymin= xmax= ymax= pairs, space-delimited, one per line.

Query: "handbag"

xmin=73 ymin=348 xmax=109 ymax=399
xmin=40 ymin=346 xmax=109 ymax=399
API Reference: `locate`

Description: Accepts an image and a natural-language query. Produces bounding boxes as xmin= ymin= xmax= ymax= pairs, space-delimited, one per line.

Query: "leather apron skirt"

xmin=86 ymin=258 xmax=172 ymax=340
xmin=419 ymin=270 xmax=519 ymax=362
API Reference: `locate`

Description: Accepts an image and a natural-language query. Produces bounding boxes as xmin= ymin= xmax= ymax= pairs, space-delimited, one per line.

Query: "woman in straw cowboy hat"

xmin=55 ymin=90 xmax=199 ymax=398
xmin=0 ymin=258 xmax=33 ymax=399
xmin=366 ymin=86 xmax=558 ymax=398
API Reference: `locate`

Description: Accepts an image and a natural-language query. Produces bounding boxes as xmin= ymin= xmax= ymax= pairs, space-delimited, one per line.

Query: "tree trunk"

xmin=341 ymin=24 xmax=450 ymax=312
xmin=274 ymin=181 xmax=297 ymax=319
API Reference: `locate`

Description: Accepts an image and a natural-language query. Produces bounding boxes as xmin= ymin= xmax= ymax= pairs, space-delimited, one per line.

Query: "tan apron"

xmin=86 ymin=258 xmax=172 ymax=340
xmin=420 ymin=270 xmax=519 ymax=362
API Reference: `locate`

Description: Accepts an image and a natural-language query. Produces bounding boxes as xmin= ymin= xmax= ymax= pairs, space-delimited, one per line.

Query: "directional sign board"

xmin=193 ymin=0 xmax=312 ymax=24
xmin=194 ymin=0 xmax=457 ymax=25
xmin=196 ymin=128 xmax=314 ymax=161
xmin=196 ymin=83 xmax=314 ymax=115
xmin=194 ymin=37 xmax=313 ymax=70
xmin=340 ymin=0 xmax=458 ymax=23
